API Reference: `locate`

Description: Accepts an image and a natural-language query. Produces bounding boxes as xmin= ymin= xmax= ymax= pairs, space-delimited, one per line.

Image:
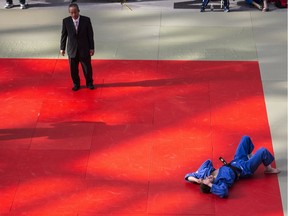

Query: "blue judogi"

xmin=185 ymin=136 xmax=275 ymax=198
xmin=184 ymin=159 xmax=215 ymax=180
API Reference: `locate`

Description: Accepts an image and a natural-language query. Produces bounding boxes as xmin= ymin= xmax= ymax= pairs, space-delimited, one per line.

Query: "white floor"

xmin=0 ymin=1 xmax=287 ymax=214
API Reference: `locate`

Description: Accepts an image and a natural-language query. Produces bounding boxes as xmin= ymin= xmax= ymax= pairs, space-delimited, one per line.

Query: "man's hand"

xmin=60 ymin=50 xmax=65 ymax=56
xmin=202 ymin=178 xmax=213 ymax=187
xmin=90 ymin=49 xmax=94 ymax=56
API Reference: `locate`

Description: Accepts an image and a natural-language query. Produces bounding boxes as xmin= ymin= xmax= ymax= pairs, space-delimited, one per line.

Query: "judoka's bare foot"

xmin=264 ymin=166 xmax=280 ymax=174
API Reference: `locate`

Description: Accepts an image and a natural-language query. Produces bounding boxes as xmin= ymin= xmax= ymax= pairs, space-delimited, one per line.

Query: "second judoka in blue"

xmin=184 ymin=136 xmax=280 ymax=198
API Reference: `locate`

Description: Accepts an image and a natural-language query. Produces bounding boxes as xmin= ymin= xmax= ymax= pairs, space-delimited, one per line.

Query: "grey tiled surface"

xmin=0 ymin=0 xmax=287 ymax=214
xmin=158 ymin=26 xmax=257 ymax=60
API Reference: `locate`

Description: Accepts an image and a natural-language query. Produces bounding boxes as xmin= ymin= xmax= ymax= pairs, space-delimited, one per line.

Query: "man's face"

xmin=69 ymin=6 xmax=79 ymax=20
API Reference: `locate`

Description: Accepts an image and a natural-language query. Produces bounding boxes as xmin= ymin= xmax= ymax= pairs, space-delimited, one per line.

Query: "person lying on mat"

xmin=184 ymin=135 xmax=280 ymax=198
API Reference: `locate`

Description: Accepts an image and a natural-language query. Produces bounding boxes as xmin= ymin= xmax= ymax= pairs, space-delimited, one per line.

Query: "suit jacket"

xmin=60 ymin=15 xmax=94 ymax=58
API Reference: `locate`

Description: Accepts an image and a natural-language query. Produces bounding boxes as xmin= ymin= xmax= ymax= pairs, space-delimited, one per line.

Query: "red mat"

xmin=0 ymin=59 xmax=283 ymax=215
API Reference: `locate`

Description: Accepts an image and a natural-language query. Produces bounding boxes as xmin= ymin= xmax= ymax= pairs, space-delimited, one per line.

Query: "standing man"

xmin=60 ymin=3 xmax=95 ymax=91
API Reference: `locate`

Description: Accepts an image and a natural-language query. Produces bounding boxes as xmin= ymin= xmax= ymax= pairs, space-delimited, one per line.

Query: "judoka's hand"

xmin=90 ymin=49 xmax=94 ymax=56
xmin=60 ymin=50 xmax=65 ymax=56
xmin=187 ymin=176 xmax=202 ymax=184
xmin=203 ymin=178 xmax=213 ymax=187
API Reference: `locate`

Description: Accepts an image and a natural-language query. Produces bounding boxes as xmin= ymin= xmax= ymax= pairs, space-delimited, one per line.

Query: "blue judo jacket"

xmin=185 ymin=159 xmax=236 ymax=198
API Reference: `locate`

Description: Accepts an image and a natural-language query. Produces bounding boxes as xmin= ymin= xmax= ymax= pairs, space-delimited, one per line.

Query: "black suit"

xmin=60 ymin=15 xmax=94 ymax=87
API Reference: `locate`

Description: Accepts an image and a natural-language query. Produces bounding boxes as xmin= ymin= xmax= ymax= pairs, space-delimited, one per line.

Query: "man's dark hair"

xmin=69 ymin=3 xmax=80 ymax=11
xmin=200 ymin=183 xmax=211 ymax=194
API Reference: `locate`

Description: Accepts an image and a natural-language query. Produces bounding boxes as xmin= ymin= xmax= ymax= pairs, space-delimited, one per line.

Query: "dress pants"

xmin=69 ymin=52 xmax=93 ymax=87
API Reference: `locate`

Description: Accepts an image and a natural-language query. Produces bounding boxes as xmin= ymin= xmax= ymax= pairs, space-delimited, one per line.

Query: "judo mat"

xmin=0 ymin=58 xmax=283 ymax=215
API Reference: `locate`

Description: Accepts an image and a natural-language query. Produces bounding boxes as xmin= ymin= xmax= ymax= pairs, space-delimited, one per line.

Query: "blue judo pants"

xmin=231 ymin=136 xmax=275 ymax=176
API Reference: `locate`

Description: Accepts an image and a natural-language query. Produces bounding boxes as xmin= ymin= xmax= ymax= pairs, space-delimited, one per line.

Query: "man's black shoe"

xmin=72 ymin=85 xmax=80 ymax=91
xmin=87 ymin=84 xmax=95 ymax=90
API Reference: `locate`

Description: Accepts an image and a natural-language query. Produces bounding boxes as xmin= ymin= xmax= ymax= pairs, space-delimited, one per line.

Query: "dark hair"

xmin=69 ymin=3 xmax=80 ymax=11
xmin=200 ymin=183 xmax=211 ymax=194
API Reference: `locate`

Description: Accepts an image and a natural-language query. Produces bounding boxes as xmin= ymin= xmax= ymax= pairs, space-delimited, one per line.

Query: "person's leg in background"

xmin=223 ymin=0 xmax=230 ymax=12
xmin=246 ymin=0 xmax=263 ymax=10
xmin=4 ymin=0 xmax=14 ymax=9
xmin=4 ymin=0 xmax=27 ymax=9
xmin=262 ymin=0 xmax=270 ymax=11
xmin=19 ymin=0 xmax=27 ymax=9
xmin=200 ymin=0 xmax=210 ymax=12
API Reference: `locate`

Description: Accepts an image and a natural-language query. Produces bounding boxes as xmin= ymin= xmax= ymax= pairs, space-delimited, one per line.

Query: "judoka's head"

xmin=69 ymin=3 xmax=80 ymax=20
xmin=200 ymin=175 xmax=214 ymax=194
xmin=200 ymin=183 xmax=211 ymax=194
